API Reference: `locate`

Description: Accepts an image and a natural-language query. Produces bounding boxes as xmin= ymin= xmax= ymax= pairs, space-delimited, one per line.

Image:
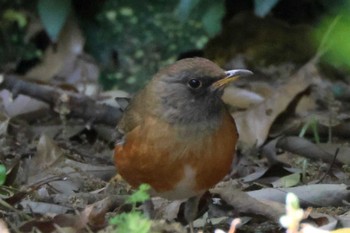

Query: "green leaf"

xmin=37 ymin=0 xmax=71 ymax=42
xmin=254 ymin=0 xmax=280 ymax=17
xmin=315 ymin=13 xmax=350 ymax=68
xmin=110 ymin=212 xmax=151 ymax=233
xmin=201 ymin=2 xmax=225 ymax=37
xmin=272 ymin=173 xmax=301 ymax=188
xmin=127 ymin=184 xmax=150 ymax=204
xmin=286 ymin=192 xmax=300 ymax=210
xmin=0 ymin=164 xmax=6 ymax=186
xmin=3 ymin=9 xmax=27 ymax=28
xmin=109 ymin=212 xmax=127 ymax=225
xmin=298 ymin=116 xmax=320 ymax=143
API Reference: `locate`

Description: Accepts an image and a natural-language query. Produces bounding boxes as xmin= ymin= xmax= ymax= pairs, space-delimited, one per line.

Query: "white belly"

xmin=150 ymin=165 xmax=204 ymax=200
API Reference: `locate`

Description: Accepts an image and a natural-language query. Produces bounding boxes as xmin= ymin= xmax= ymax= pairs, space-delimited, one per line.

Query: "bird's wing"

xmin=115 ymin=89 xmax=149 ymax=144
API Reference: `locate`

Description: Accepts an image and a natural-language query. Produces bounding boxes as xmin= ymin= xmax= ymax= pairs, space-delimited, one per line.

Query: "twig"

xmin=0 ymin=74 xmax=123 ymax=126
xmin=316 ymin=148 xmax=340 ymax=184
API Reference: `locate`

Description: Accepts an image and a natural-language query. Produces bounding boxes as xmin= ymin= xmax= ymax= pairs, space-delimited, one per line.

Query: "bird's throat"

xmin=159 ymin=99 xmax=224 ymax=129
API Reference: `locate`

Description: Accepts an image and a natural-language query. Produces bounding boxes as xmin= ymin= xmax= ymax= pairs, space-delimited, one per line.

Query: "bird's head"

xmin=149 ymin=57 xmax=252 ymax=125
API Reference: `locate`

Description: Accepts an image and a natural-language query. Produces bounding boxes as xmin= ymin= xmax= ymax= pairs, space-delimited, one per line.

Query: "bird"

xmin=114 ymin=57 xmax=252 ymax=231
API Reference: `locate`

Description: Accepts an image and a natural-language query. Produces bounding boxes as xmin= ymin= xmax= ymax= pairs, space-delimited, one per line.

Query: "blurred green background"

xmin=0 ymin=0 xmax=349 ymax=92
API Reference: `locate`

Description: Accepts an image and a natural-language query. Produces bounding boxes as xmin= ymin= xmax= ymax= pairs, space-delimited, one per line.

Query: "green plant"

xmin=314 ymin=1 xmax=350 ymax=68
xmin=299 ymin=116 xmax=320 ymax=143
xmin=279 ymin=192 xmax=350 ymax=233
xmin=109 ymin=184 xmax=152 ymax=233
xmin=279 ymin=193 xmax=306 ymax=233
xmin=126 ymin=183 xmax=151 ymax=207
xmin=2 ymin=9 xmax=27 ymax=28
xmin=174 ymin=0 xmax=225 ymax=37
xmin=0 ymin=164 xmax=6 ymax=186
xmin=0 ymin=5 xmax=39 ymax=70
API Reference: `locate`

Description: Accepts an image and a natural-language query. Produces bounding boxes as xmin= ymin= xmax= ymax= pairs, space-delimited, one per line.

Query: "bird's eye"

xmin=188 ymin=79 xmax=202 ymax=89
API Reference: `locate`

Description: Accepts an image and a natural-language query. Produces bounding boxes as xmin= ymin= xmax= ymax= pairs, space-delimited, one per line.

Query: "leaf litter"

xmin=2 ymin=20 xmax=350 ymax=233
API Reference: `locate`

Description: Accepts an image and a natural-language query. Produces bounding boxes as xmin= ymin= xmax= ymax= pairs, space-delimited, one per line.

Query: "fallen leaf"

xmin=152 ymin=197 xmax=182 ymax=221
xmin=241 ymin=163 xmax=299 ymax=184
xmin=0 ymin=90 xmax=48 ymax=117
xmin=271 ymin=173 xmax=301 ymax=188
xmin=28 ymin=134 xmax=64 ymax=178
xmin=223 ymin=86 xmax=264 ymax=109
xmin=0 ymin=219 xmax=10 ymax=233
xmin=20 ymin=200 xmax=72 ymax=215
xmin=309 ymin=211 xmax=338 ymax=231
xmin=0 ymin=112 xmax=9 ymax=136
xmin=26 ymin=17 xmax=99 ymax=93
xmin=338 ymin=211 xmax=350 ymax=228
xmin=233 ymin=61 xmax=319 ymax=148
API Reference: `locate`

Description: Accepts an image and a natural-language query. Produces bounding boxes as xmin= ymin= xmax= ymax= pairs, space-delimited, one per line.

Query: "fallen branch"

xmin=0 ymin=74 xmax=122 ymax=126
xmin=212 ymin=181 xmax=285 ymax=222
xmin=247 ymin=184 xmax=350 ymax=207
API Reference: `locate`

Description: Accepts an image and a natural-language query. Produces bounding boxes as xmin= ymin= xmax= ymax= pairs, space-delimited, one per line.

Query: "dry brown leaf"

xmin=19 ymin=213 xmax=82 ymax=232
xmin=29 ymin=134 xmax=64 ymax=178
xmin=0 ymin=90 xmax=48 ymax=117
xmin=20 ymin=200 xmax=72 ymax=215
xmin=337 ymin=211 xmax=350 ymax=228
xmin=233 ymin=61 xmax=319 ymax=148
xmin=151 ymin=219 xmax=187 ymax=233
xmin=19 ymin=219 xmax=57 ymax=233
xmin=24 ymin=132 xmax=114 ymax=194
xmin=152 ymin=197 xmax=183 ymax=221
xmin=26 ymin=17 xmax=99 ymax=96
xmin=240 ymin=164 xmax=299 ymax=184
xmin=27 ymin=17 xmax=84 ymax=81
xmin=309 ymin=211 xmax=338 ymax=231
xmin=25 ymin=134 xmax=80 ymax=194
xmin=223 ymin=86 xmax=264 ymax=109
xmin=0 ymin=112 xmax=9 ymax=136
xmin=249 ymin=81 xmax=275 ymax=99
xmin=79 ymin=203 xmax=105 ymax=229
xmin=0 ymin=219 xmax=10 ymax=233
xmin=295 ymin=95 xmax=318 ymax=115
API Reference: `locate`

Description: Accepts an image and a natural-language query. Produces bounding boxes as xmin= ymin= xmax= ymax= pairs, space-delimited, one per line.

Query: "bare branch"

xmin=0 ymin=74 xmax=123 ymax=126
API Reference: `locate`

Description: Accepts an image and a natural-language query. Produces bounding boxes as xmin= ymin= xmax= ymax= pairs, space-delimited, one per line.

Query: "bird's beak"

xmin=212 ymin=69 xmax=253 ymax=89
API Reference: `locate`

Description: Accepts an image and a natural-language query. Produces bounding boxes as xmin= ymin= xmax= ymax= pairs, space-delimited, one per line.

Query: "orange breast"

xmin=114 ymin=111 xmax=238 ymax=200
